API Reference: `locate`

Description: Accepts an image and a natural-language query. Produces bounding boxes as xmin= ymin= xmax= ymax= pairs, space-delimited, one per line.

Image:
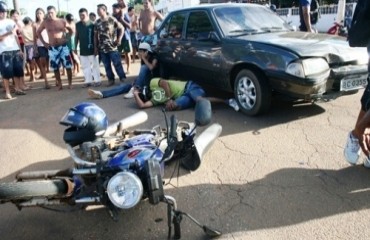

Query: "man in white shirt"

xmin=0 ymin=1 xmax=26 ymax=99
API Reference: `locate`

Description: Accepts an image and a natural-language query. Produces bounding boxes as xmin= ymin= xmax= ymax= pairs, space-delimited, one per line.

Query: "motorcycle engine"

xmin=78 ymin=140 xmax=106 ymax=162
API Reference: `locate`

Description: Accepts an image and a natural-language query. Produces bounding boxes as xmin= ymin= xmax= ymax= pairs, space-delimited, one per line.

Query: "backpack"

xmin=310 ymin=0 xmax=320 ymax=25
xmin=348 ymin=0 xmax=370 ymax=47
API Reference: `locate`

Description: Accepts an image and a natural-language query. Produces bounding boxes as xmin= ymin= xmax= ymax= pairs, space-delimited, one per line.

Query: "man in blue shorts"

xmin=37 ymin=5 xmax=74 ymax=90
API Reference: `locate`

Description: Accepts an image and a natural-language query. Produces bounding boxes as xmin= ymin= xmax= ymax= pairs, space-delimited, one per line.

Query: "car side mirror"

xmin=194 ymin=99 xmax=212 ymax=126
xmin=209 ymin=31 xmax=220 ymax=43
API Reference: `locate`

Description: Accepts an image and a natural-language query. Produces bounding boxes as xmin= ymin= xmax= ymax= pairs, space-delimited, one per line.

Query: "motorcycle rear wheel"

xmin=0 ymin=180 xmax=68 ymax=201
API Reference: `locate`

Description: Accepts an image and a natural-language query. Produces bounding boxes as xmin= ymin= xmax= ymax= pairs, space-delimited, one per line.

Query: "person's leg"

xmin=91 ymin=55 xmax=101 ymax=85
xmin=13 ymin=51 xmax=26 ymax=93
xmin=60 ymin=45 xmax=74 ymax=89
xmin=110 ymin=51 xmax=126 ymax=82
xmin=125 ymin=52 xmax=131 ymax=73
xmin=100 ymin=83 xmax=132 ymax=98
xmin=2 ymin=79 xmax=11 ymax=98
xmin=39 ymin=55 xmax=49 ymax=88
xmin=49 ymin=46 xmax=63 ymax=90
xmin=134 ymin=64 xmax=151 ymax=89
xmin=80 ymin=55 xmax=93 ymax=85
xmin=101 ymin=52 xmax=115 ymax=85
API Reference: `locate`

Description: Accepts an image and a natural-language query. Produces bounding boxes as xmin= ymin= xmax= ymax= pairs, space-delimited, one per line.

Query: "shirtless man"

xmin=138 ymin=0 xmax=163 ymax=41
xmin=128 ymin=6 xmax=138 ymax=62
xmin=37 ymin=5 xmax=74 ymax=90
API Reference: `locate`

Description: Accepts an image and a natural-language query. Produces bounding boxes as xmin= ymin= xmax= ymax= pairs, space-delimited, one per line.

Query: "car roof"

xmin=169 ymin=3 xmax=264 ymax=13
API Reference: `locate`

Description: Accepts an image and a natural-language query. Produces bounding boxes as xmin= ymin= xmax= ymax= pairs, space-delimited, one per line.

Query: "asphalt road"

xmin=1 ymin=62 xmax=370 ymax=240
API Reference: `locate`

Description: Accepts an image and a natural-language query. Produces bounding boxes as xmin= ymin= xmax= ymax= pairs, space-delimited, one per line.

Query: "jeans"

xmin=100 ymin=51 xmax=126 ymax=82
xmin=101 ymin=83 xmax=131 ymax=98
xmin=134 ymin=64 xmax=152 ymax=89
xmin=175 ymin=81 xmax=205 ymax=110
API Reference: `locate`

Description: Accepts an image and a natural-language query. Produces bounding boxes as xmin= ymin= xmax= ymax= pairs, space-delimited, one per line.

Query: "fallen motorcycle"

xmin=0 ymin=100 xmax=222 ymax=239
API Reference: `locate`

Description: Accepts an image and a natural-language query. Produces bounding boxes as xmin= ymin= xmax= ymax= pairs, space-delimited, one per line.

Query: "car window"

xmin=214 ymin=5 xmax=293 ymax=36
xmin=186 ymin=11 xmax=215 ymax=41
xmin=159 ymin=13 xmax=186 ymax=39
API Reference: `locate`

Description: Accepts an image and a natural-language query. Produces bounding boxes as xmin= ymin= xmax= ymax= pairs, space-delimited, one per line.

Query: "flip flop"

xmin=15 ymin=90 xmax=26 ymax=95
xmin=4 ymin=93 xmax=12 ymax=99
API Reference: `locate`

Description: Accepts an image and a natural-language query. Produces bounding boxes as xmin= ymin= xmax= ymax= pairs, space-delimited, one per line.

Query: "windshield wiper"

xmin=228 ymin=28 xmax=258 ymax=36
xmin=259 ymin=27 xmax=285 ymax=33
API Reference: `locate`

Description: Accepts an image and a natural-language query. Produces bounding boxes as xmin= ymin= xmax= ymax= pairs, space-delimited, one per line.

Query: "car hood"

xmin=236 ymin=31 xmax=368 ymax=64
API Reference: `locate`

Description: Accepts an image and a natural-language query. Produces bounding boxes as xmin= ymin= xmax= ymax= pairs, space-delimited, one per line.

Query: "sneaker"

xmin=88 ymin=88 xmax=103 ymax=99
xmin=123 ymin=87 xmax=134 ymax=99
xmin=364 ymin=156 xmax=370 ymax=168
xmin=228 ymin=98 xmax=239 ymax=111
xmin=344 ymin=132 xmax=361 ymax=165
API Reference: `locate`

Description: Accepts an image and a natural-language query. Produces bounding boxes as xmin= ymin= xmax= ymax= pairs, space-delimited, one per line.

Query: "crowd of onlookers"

xmin=0 ymin=0 xmax=240 ymax=112
xmin=0 ymin=0 xmax=163 ymax=98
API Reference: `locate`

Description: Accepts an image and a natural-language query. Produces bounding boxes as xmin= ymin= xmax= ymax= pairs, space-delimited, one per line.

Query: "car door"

xmin=181 ymin=10 xmax=224 ymax=87
xmin=155 ymin=12 xmax=186 ymax=78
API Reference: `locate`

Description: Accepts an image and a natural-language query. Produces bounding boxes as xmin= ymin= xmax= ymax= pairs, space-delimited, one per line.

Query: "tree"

xmin=12 ymin=0 xmax=19 ymax=12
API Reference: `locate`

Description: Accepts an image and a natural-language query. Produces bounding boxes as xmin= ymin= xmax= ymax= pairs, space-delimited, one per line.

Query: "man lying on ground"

xmin=88 ymin=77 xmax=239 ymax=112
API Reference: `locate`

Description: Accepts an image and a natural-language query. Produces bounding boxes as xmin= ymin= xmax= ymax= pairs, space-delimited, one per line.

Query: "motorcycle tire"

xmin=0 ymin=180 xmax=68 ymax=201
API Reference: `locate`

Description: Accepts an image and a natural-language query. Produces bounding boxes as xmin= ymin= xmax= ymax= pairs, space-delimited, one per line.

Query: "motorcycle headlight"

xmin=286 ymin=58 xmax=329 ymax=78
xmin=107 ymin=172 xmax=143 ymax=209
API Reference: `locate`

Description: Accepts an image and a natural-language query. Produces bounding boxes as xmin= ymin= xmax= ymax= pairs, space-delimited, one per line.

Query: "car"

xmin=151 ymin=3 xmax=369 ymax=116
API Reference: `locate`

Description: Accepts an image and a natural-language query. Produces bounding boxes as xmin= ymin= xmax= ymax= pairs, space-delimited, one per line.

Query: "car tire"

xmin=234 ymin=69 xmax=271 ymax=116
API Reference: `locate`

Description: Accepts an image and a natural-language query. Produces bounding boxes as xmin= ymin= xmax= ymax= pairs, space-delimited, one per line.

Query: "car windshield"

xmin=214 ymin=5 xmax=293 ymax=37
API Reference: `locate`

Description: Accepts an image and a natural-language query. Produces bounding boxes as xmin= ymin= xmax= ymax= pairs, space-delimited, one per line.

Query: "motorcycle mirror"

xmin=194 ymin=99 xmax=212 ymax=126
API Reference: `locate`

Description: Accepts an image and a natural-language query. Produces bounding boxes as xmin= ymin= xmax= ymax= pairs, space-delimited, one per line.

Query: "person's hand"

xmin=165 ymin=99 xmax=177 ymax=111
xmin=17 ymin=50 xmax=24 ymax=58
xmin=114 ymin=39 xmax=121 ymax=47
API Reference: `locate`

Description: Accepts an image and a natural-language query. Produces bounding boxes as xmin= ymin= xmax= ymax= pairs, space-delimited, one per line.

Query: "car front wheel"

xmin=234 ymin=69 xmax=271 ymax=116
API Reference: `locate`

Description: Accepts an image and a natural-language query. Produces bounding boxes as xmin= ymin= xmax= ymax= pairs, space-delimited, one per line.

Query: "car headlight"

xmin=107 ymin=172 xmax=143 ymax=209
xmin=286 ymin=58 xmax=329 ymax=78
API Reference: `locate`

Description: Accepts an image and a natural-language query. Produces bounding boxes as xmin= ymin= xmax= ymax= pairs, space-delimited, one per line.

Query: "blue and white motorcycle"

xmin=0 ymin=100 xmax=222 ymax=239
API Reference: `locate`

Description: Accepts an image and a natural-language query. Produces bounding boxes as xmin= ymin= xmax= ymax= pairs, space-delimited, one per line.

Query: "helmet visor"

xmin=60 ymin=108 xmax=89 ymax=128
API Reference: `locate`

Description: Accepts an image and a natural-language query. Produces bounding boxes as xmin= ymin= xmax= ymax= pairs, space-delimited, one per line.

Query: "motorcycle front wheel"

xmin=0 ymin=180 xmax=68 ymax=201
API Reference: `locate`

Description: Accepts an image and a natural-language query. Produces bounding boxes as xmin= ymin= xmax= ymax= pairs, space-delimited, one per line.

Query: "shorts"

xmin=0 ymin=50 xmax=24 ymax=79
xmin=130 ymin=32 xmax=138 ymax=48
xmin=175 ymin=81 xmax=205 ymax=110
xmin=48 ymin=44 xmax=73 ymax=70
xmin=24 ymin=45 xmax=34 ymax=61
xmin=36 ymin=46 xmax=49 ymax=58
xmin=118 ymin=39 xmax=132 ymax=53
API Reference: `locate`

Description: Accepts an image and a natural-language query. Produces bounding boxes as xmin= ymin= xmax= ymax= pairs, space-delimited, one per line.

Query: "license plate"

xmin=340 ymin=75 xmax=368 ymax=91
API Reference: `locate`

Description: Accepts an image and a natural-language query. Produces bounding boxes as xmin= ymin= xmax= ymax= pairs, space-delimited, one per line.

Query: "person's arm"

xmin=138 ymin=11 xmax=143 ymax=32
xmin=74 ymin=25 xmax=79 ymax=54
xmin=65 ymin=20 xmax=74 ymax=36
xmin=114 ymin=18 xmax=124 ymax=46
xmin=302 ymin=5 xmax=313 ymax=32
xmin=158 ymin=79 xmax=173 ymax=99
xmin=155 ymin=11 xmax=164 ymax=21
xmin=0 ymin=30 xmax=13 ymax=41
xmin=141 ymin=55 xmax=158 ymax=71
xmin=354 ymin=112 xmax=370 ymax=156
xmin=36 ymin=21 xmax=49 ymax=48
xmin=94 ymin=24 xmax=99 ymax=56
xmin=122 ymin=14 xmax=130 ymax=29
xmin=32 ymin=23 xmax=38 ymax=51
xmin=133 ymin=89 xmax=154 ymax=108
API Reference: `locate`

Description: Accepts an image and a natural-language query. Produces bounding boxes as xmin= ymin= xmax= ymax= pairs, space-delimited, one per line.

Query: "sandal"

xmin=44 ymin=85 xmax=51 ymax=89
xmin=15 ymin=90 xmax=26 ymax=95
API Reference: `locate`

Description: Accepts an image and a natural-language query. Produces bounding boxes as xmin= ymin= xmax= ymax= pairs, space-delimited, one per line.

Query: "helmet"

xmin=0 ymin=1 xmax=8 ymax=13
xmin=60 ymin=102 xmax=108 ymax=146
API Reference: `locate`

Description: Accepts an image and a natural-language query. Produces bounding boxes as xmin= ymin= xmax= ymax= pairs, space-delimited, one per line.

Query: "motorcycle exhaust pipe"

xmin=75 ymin=197 xmax=101 ymax=204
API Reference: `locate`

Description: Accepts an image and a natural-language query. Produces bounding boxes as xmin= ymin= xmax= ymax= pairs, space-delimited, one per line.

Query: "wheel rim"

xmin=236 ymin=76 xmax=256 ymax=110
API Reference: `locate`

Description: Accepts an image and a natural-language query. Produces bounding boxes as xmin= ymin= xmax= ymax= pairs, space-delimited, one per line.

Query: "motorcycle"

xmin=0 ymin=99 xmax=222 ymax=239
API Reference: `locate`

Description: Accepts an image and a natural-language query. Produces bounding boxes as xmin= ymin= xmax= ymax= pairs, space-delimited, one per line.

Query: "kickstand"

xmin=163 ymin=195 xmax=221 ymax=239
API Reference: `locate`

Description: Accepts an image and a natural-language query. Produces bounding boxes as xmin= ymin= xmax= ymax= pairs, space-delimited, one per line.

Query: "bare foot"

xmin=58 ymin=86 xmax=63 ymax=91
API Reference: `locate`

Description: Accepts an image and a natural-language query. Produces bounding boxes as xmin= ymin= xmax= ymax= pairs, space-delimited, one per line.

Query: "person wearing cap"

xmin=0 ymin=1 xmax=26 ymax=99
xmin=87 ymin=42 xmax=159 ymax=99
xmin=94 ymin=4 xmax=126 ymax=87
xmin=112 ymin=3 xmax=132 ymax=74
